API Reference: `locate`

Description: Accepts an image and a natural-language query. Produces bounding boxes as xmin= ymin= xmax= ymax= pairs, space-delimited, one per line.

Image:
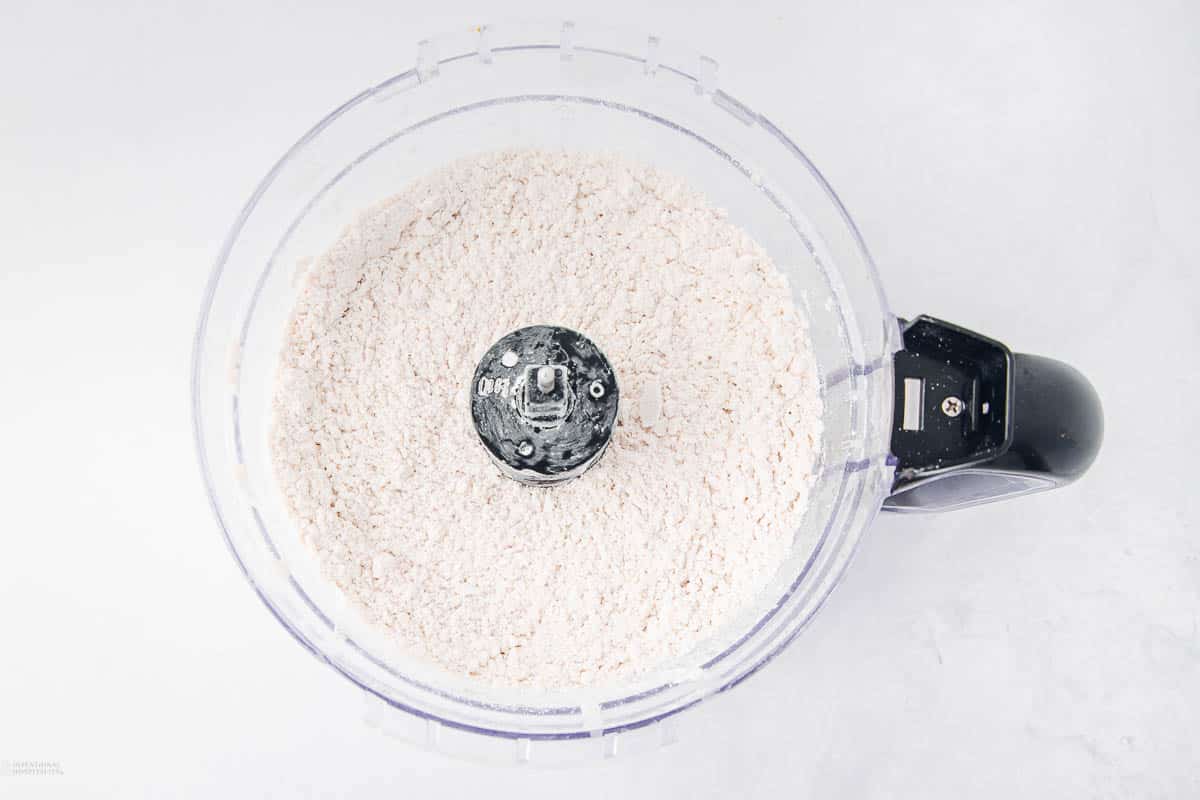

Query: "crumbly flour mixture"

xmin=272 ymin=149 xmax=822 ymax=688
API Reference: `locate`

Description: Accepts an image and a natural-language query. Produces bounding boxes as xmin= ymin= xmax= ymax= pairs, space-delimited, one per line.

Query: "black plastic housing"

xmin=884 ymin=316 xmax=1102 ymax=512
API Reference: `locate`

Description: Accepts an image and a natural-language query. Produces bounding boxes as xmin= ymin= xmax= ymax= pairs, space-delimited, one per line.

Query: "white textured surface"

xmin=0 ymin=0 xmax=1197 ymax=796
xmin=270 ymin=149 xmax=822 ymax=687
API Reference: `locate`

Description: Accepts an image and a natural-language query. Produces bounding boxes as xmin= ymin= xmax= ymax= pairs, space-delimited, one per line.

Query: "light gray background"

xmin=2 ymin=0 xmax=1197 ymax=796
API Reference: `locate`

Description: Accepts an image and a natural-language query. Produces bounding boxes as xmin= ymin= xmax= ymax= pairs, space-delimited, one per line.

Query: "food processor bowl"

xmin=192 ymin=20 xmax=1098 ymax=762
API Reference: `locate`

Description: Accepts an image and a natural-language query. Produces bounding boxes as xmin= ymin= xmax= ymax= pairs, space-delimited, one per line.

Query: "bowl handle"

xmin=883 ymin=316 xmax=1103 ymax=513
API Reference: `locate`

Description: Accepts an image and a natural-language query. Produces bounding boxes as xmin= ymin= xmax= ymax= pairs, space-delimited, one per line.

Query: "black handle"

xmin=883 ymin=316 xmax=1103 ymax=513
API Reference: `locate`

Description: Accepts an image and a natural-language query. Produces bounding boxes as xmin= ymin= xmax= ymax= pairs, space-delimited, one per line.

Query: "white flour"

xmin=271 ymin=149 xmax=823 ymax=688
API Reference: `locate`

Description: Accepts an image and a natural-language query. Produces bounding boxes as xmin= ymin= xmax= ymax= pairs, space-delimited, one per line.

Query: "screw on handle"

xmin=884 ymin=316 xmax=1103 ymax=513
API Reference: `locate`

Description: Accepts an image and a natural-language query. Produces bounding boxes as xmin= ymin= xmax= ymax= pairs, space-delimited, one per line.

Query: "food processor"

xmin=191 ymin=20 xmax=1102 ymax=762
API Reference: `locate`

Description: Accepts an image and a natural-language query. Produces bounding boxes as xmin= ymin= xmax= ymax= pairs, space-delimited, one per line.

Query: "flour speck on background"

xmin=271 ymin=149 xmax=823 ymax=688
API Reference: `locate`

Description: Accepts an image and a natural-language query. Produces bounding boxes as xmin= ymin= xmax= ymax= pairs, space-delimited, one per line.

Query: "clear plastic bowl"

xmin=192 ymin=20 xmax=900 ymax=762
